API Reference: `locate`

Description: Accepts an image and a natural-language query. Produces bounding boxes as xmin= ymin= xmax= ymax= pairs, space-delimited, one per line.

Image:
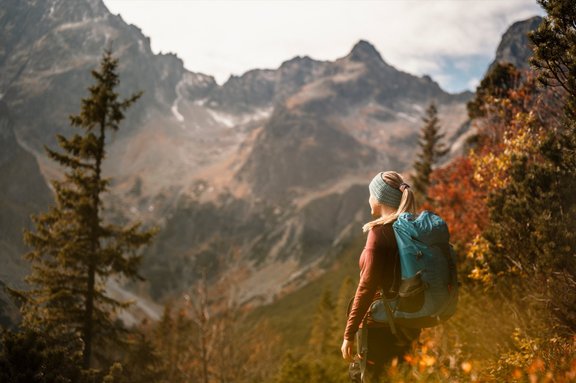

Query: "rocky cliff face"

xmin=238 ymin=40 xmax=471 ymax=199
xmin=488 ymin=16 xmax=543 ymax=73
xmin=451 ymin=16 xmax=543 ymax=157
xmin=0 ymin=101 xmax=52 ymax=286
xmin=0 ymin=0 xmax=539 ymax=313
xmin=0 ymin=0 xmax=217 ymax=171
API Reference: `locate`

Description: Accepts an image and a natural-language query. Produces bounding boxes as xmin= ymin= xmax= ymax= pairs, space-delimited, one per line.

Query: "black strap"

xmin=357 ymin=317 xmax=368 ymax=382
xmin=383 ymin=300 xmax=398 ymax=335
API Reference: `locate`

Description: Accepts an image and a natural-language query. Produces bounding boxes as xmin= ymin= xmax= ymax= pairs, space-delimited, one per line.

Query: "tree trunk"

xmin=83 ymin=119 xmax=106 ymax=369
xmin=83 ymin=262 xmax=96 ymax=369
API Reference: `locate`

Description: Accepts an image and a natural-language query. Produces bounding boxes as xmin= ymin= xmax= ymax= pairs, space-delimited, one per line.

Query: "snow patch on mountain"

xmin=107 ymin=279 xmax=162 ymax=326
xmin=171 ymin=76 xmax=189 ymax=123
xmin=207 ymin=109 xmax=235 ymax=127
xmin=206 ymin=106 xmax=273 ymax=128
xmin=250 ymin=107 xmax=273 ymax=121
xmin=397 ymin=111 xmax=418 ymax=123
xmin=55 ymin=17 xmax=106 ymax=32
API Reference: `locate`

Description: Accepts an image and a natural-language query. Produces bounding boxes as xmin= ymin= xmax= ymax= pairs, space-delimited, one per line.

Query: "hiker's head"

xmin=363 ymin=171 xmax=416 ymax=232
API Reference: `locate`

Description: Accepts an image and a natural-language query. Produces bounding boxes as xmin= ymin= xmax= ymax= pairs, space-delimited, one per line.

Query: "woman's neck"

xmin=379 ymin=205 xmax=396 ymax=217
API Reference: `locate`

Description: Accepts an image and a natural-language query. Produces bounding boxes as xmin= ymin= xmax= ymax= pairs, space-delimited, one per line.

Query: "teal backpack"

xmin=370 ymin=210 xmax=458 ymax=330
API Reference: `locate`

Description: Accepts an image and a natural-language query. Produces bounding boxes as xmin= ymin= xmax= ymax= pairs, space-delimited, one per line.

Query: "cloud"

xmin=103 ymin=0 xmax=544 ymax=91
xmin=468 ymin=77 xmax=481 ymax=91
xmin=371 ymin=0 xmax=541 ymax=57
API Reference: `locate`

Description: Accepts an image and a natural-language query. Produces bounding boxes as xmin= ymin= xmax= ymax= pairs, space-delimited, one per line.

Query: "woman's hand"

xmin=341 ymin=338 xmax=355 ymax=362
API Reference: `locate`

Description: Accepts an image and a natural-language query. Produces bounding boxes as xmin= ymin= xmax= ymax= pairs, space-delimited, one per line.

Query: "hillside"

xmin=242 ymin=14 xmax=546 ymax=351
xmin=0 ymin=0 xmax=539 ymax=321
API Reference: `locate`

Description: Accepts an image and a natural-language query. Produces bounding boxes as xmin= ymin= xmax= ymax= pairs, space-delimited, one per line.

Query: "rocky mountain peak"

xmin=348 ymin=40 xmax=387 ymax=65
xmin=279 ymin=55 xmax=318 ymax=69
xmin=43 ymin=0 xmax=109 ymax=22
xmin=489 ymin=16 xmax=543 ymax=72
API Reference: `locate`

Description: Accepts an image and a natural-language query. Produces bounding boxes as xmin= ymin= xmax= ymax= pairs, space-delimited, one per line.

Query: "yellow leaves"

xmin=471 ymin=149 xmax=507 ymax=189
xmin=400 ymin=343 xmax=478 ymax=382
xmin=470 ymin=81 xmax=546 ymax=193
xmin=471 ymin=125 xmax=542 ymax=191
xmin=466 ymin=235 xmax=490 ymax=262
xmin=420 ymin=353 xmax=437 ymax=368
xmin=468 ymin=265 xmax=491 ymax=285
xmin=467 ymin=235 xmax=494 ymax=286
xmin=381 ymin=322 xmax=576 ymax=383
xmin=496 ymin=328 xmax=543 ymax=381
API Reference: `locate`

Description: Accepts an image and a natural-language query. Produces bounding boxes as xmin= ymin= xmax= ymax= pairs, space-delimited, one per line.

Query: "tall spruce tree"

xmin=18 ymin=51 xmax=155 ymax=369
xmin=412 ymin=103 xmax=449 ymax=200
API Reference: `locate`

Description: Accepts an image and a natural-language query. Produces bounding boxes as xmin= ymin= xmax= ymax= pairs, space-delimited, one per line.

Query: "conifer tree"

xmin=467 ymin=63 xmax=522 ymax=119
xmin=0 ymin=328 xmax=83 ymax=383
xmin=412 ymin=103 xmax=449 ymax=201
xmin=115 ymin=332 xmax=166 ymax=383
xmin=153 ymin=304 xmax=179 ymax=381
xmin=530 ymin=0 xmax=576 ymax=118
xmin=18 ymin=51 xmax=155 ymax=369
xmin=481 ymin=0 xmax=576 ymax=332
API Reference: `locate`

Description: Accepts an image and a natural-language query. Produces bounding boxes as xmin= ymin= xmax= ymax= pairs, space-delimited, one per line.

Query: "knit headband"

xmin=369 ymin=172 xmax=405 ymax=207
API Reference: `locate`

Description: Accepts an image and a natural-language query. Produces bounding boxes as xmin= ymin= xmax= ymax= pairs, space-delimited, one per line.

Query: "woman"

xmin=341 ymin=171 xmax=420 ymax=382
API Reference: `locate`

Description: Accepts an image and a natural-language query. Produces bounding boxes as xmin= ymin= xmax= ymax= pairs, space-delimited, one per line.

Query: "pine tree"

xmin=529 ymin=0 xmax=576 ymax=182
xmin=153 ymin=304 xmax=179 ymax=382
xmin=116 ymin=332 xmax=166 ymax=383
xmin=412 ymin=103 xmax=449 ymax=201
xmin=17 ymin=51 xmax=155 ymax=369
xmin=530 ymin=0 xmax=576 ymax=118
xmin=0 ymin=328 xmax=83 ymax=383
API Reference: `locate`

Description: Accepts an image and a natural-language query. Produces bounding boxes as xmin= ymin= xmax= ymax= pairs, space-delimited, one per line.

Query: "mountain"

xmin=134 ymin=36 xmax=471 ymax=303
xmin=0 ymin=280 xmax=20 ymax=328
xmin=0 ymin=101 xmax=52 ymax=287
xmin=488 ymin=16 xmax=543 ymax=73
xmin=0 ymin=99 xmax=53 ymax=325
xmin=0 ymin=0 xmax=539 ymax=317
xmin=451 ymin=16 xmax=543 ymax=156
xmin=238 ymin=40 xmax=469 ymax=198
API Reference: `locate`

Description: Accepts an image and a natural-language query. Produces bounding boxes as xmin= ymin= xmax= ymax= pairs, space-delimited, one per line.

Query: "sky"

xmin=103 ymin=0 xmax=544 ymax=93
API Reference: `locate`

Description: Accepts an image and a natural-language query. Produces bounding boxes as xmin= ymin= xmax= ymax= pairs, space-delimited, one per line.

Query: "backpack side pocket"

xmin=397 ymin=271 xmax=426 ymax=313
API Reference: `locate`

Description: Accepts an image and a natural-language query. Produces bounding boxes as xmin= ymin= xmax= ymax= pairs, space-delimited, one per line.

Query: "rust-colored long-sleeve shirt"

xmin=344 ymin=222 xmax=400 ymax=341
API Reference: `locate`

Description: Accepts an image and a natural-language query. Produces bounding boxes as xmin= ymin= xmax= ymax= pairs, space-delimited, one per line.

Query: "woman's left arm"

xmin=342 ymin=228 xmax=384 ymax=345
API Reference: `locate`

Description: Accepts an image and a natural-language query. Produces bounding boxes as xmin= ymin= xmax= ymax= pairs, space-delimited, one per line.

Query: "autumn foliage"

xmin=408 ymin=2 xmax=576 ymax=381
xmin=424 ymin=156 xmax=488 ymax=254
xmin=3 ymin=1 xmax=576 ymax=383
